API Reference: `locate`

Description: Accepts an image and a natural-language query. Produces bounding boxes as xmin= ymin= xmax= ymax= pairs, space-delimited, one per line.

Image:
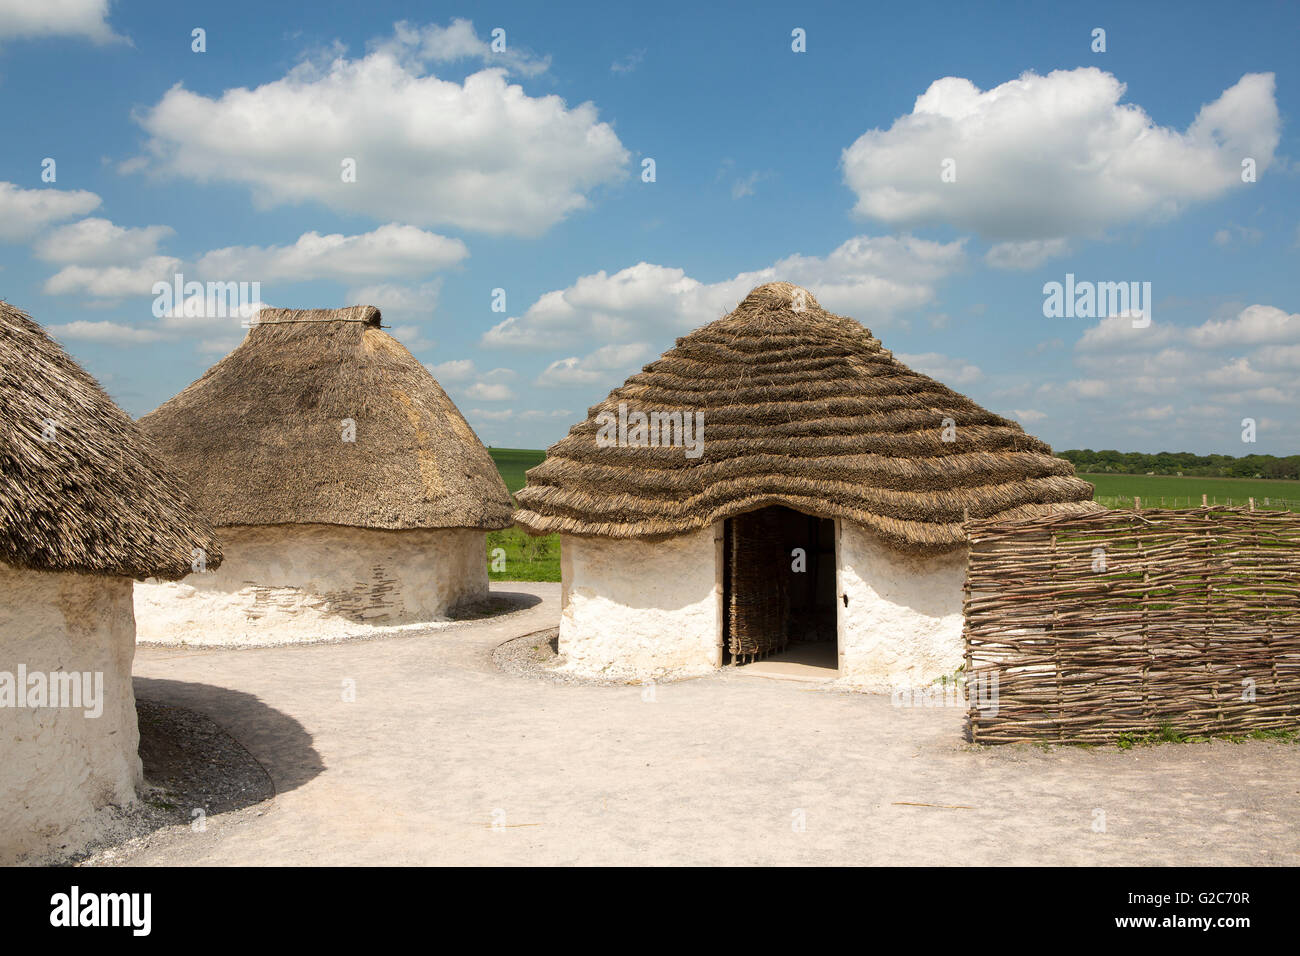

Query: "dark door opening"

xmin=722 ymin=505 xmax=837 ymax=670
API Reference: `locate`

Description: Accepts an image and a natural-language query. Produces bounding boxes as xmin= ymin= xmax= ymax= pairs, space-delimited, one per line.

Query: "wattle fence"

xmin=962 ymin=507 xmax=1300 ymax=744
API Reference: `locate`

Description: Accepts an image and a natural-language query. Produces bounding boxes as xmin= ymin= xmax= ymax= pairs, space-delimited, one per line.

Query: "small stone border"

xmin=492 ymin=627 xmax=641 ymax=686
xmin=492 ymin=627 xmax=605 ymax=685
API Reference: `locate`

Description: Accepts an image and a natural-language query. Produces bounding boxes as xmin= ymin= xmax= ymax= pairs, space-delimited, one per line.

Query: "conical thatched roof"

xmin=139 ymin=306 xmax=511 ymax=531
xmin=0 ymin=302 xmax=221 ymax=580
xmin=514 ymin=282 xmax=1097 ymax=553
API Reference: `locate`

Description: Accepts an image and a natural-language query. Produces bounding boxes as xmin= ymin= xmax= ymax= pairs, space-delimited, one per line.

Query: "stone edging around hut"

xmin=492 ymin=627 xmax=695 ymax=687
xmin=494 ymin=628 xmax=612 ymax=685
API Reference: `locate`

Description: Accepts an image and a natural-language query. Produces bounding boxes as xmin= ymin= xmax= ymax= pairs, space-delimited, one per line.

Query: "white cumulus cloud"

xmin=0 ymin=182 xmax=101 ymax=241
xmin=1010 ymin=408 xmax=1047 ymax=423
xmin=368 ymin=19 xmax=549 ymax=76
xmin=895 ymin=352 xmax=983 ymax=386
xmin=985 ymin=238 xmax=1071 ymax=271
xmin=483 ymin=235 xmax=967 ymax=350
xmin=426 ymin=358 xmax=477 ymax=382
xmin=131 ymin=29 xmax=628 ymax=237
xmin=1187 ymin=304 xmax=1300 ymax=348
xmin=43 ymin=255 xmax=181 ymax=298
xmin=1076 ymin=314 xmax=1177 ymax=352
xmin=196 ymin=224 xmax=466 ymax=282
xmin=842 ymin=69 xmax=1278 ymax=240
xmin=465 ymin=382 xmax=514 ymax=401
xmin=34 ymin=217 xmax=174 ymax=265
xmin=0 ymin=0 xmax=124 ymax=44
xmin=536 ymin=343 xmax=651 ymax=387
xmin=1031 ymin=302 xmax=1300 ymax=451
xmin=45 ymin=320 xmax=163 ymax=345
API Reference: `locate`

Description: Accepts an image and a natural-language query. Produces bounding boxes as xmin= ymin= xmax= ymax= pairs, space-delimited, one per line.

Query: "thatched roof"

xmin=0 ymin=302 xmax=221 ymax=580
xmin=139 ymin=306 xmax=512 ymax=531
xmin=514 ymin=282 xmax=1097 ymax=553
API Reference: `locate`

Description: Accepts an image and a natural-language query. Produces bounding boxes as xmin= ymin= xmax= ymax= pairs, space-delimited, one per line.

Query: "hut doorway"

xmin=722 ymin=505 xmax=838 ymax=673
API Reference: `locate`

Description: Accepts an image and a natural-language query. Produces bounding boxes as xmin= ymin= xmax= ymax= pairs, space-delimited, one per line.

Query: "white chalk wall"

xmin=556 ymin=519 xmax=967 ymax=689
xmin=837 ymin=523 xmax=967 ymax=690
xmin=0 ymin=563 xmax=141 ymax=864
xmin=135 ymin=524 xmax=488 ymax=645
xmin=559 ymin=526 xmax=720 ymax=680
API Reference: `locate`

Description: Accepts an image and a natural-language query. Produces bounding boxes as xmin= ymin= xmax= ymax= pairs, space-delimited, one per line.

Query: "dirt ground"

xmin=88 ymin=582 xmax=1300 ymax=866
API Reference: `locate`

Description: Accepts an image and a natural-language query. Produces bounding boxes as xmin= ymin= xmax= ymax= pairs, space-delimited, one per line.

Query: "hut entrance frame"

xmin=720 ymin=505 xmax=839 ymax=671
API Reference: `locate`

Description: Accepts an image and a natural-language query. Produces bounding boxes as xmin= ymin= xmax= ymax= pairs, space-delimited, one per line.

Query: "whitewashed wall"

xmin=837 ymin=523 xmax=967 ymax=691
xmin=135 ymin=524 xmax=488 ymax=645
xmin=559 ymin=526 xmax=720 ymax=680
xmin=0 ymin=563 xmax=141 ymax=864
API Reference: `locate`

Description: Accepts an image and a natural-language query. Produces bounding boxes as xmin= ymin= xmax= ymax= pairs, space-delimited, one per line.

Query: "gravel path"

xmin=71 ymin=580 xmax=1300 ymax=866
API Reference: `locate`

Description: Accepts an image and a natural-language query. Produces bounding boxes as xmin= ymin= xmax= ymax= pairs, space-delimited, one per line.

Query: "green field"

xmin=485 ymin=524 xmax=560 ymax=582
xmin=486 ymin=447 xmax=547 ymax=494
xmin=486 ymin=447 xmax=557 ymax=581
xmin=1080 ymin=474 xmax=1300 ymax=511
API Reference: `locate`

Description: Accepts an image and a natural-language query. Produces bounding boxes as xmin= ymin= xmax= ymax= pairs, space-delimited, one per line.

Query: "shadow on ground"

xmin=449 ymin=588 xmax=543 ymax=621
xmin=32 ymin=684 xmax=322 ymax=865
xmin=135 ymin=678 xmax=325 ymax=795
xmin=137 ymin=698 xmax=274 ymax=815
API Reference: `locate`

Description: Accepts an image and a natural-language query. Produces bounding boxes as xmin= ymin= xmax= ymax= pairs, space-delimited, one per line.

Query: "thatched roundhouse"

xmin=0 ymin=302 xmax=219 ymax=863
xmin=133 ymin=306 xmax=512 ymax=644
xmin=515 ymin=282 xmax=1097 ymax=688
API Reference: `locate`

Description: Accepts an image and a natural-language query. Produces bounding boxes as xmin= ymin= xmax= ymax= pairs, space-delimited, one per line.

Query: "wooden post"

xmin=1134 ymin=496 xmax=1141 ymax=511
xmin=1249 ymin=497 xmax=1256 ymax=512
xmin=1202 ymin=493 xmax=1208 ymax=507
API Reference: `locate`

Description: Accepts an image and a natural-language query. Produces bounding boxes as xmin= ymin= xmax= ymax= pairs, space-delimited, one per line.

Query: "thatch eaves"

xmin=0 ymin=301 xmax=221 ymax=580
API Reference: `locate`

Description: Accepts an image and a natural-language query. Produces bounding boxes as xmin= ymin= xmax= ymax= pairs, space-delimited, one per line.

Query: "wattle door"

xmin=726 ymin=508 xmax=790 ymax=663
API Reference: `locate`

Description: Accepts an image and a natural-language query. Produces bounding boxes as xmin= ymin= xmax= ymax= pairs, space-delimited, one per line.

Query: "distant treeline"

xmin=1059 ymin=450 xmax=1300 ymax=480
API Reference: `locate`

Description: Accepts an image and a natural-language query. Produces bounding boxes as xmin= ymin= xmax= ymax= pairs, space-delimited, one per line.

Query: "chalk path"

xmin=118 ymin=582 xmax=1299 ymax=865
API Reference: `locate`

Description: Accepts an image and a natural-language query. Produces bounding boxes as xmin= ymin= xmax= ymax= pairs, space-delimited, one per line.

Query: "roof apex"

xmin=739 ymin=281 xmax=821 ymax=313
xmin=254 ymin=305 xmax=381 ymax=327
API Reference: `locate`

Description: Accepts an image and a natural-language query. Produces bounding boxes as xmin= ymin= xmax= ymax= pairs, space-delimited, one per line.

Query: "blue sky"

xmin=1 ymin=0 xmax=1296 ymax=454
